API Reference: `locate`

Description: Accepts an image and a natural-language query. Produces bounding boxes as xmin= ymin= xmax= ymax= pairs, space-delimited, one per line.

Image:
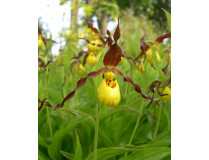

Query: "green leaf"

xmin=85 ymin=147 xmax=138 ymax=160
xmin=38 ymin=150 xmax=51 ymax=160
xmin=147 ymin=140 xmax=171 ymax=148
xmin=100 ymin=106 xmax=139 ymax=120
xmin=150 ymin=45 xmax=166 ymax=82
xmin=60 ymin=150 xmax=75 ymax=160
xmin=38 ymin=133 xmax=49 ymax=148
xmin=162 ymin=9 xmax=171 ymax=27
xmin=164 ymin=101 xmax=171 ymax=131
xmin=75 ymin=132 xmax=83 ymax=160
xmin=48 ymin=116 xmax=87 ymax=160
xmin=121 ymin=147 xmax=171 ymax=160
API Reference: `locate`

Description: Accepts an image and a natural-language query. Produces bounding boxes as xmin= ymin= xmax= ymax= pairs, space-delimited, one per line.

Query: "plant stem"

xmin=93 ymin=102 xmax=101 ymax=160
xmin=153 ymin=106 xmax=163 ymax=140
xmin=62 ymin=67 xmax=66 ymax=98
xmin=124 ymin=99 xmax=144 ymax=158
xmin=45 ymin=66 xmax=53 ymax=138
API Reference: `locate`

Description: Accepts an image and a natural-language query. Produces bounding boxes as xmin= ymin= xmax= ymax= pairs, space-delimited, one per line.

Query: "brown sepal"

xmin=113 ymin=18 xmax=120 ymax=42
xmin=107 ymin=29 xmax=111 ymax=36
xmin=103 ymin=43 xmax=122 ymax=67
xmin=155 ymin=32 xmax=171 ymax=44
xmin=162 ymin=61 xmax=169 ymax=75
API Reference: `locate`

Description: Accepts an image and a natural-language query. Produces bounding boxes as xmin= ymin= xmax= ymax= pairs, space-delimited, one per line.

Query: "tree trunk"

xmin=70 ymin=0 xmax=79 ymax=35
xmin=87 ymin=0 xmax=93 ymax=5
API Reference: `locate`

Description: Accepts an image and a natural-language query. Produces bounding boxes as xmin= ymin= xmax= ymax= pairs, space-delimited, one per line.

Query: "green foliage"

xmin=162 ymin=9 xmax=171 ymax=27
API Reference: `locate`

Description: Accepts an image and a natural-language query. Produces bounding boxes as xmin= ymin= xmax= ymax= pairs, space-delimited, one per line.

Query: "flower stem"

xmin=124 ymin=99 xmax=144 ymax=158
xmin=93 ymin=102 xmax=101 ymax=160
xmin=45 ymin=66 xmax=53 ymax=138
xmin=62 ymin=67 xmax=66 ymax=98
xmin=153 ymin=106 xmax=163 ymax=140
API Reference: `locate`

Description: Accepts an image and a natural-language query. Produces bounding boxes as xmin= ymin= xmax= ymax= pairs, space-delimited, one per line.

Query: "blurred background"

xmin=38 ymin=0 xmax=171 ymax=54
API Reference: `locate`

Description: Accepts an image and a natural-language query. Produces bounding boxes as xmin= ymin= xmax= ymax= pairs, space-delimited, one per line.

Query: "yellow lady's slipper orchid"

xmin=38 ymin=39 xmax=44 ymax=49
xmin=118 ymin=57 xmax=124 ymax=65
xmin=75 ymin=63 xmax=86 ymax=76
xmin=87 ymin=39 xmax=101 ymax=52
xmin=158 ymin=87 xmax=171 ymax=100
xmin=144 ymin=47 xmax=161 ymax=65
xmin=97 ymin=72 xmax=121 ymax=106
xmin=86 ymin=52 xmax=96 ymax=66
xmin=136 ymin=62 xmax=145 ymax=73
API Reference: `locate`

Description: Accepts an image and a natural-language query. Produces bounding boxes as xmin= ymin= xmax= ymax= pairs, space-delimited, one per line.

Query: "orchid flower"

xmin=38 ymin=17 xmax=160 ymax=111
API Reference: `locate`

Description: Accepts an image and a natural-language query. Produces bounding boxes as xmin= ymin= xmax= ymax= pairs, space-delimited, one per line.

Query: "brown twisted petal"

xmin=83 ymin=54 xmax=88 ymax=66
xmin=38 ymin=67 xmax=109 ymax=111
xmin=70 ymin=61 xmax=78 ymax=74
xmin=159 ymin=76 xmax=171 ymax=88
xmin=136 ymin=33 xmax=171 ymax=61
xmin=110 ymin=68 xmax=160 ymax=106
xmin=38 ymin=98 xmax=59 ymax=111
xmin=71 ymin=51 xmax=89 ymax=60
xmin=38 ymin=58 xmax=53 ymax=69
